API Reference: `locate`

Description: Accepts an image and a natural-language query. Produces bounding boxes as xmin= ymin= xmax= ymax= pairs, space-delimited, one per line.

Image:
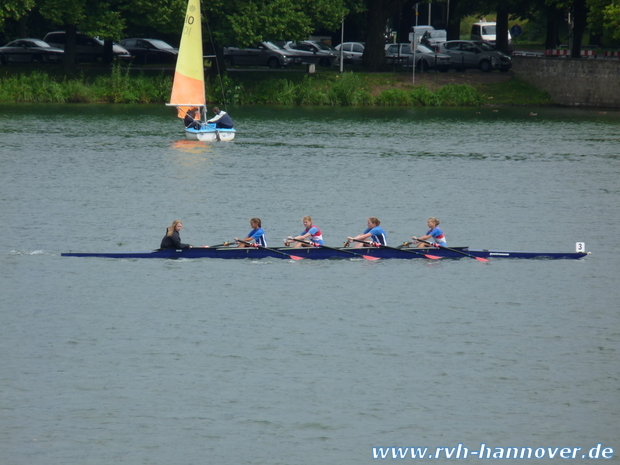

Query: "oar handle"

xmin=209 ymin=241 xmax=232 ymax=247
xmin=289 ymin=238 xmax=316 ymax=247
xmin=350 ymin=238 xmax=379 ymax=246
xmin=238 ymin=240 xmax=304 ymax=260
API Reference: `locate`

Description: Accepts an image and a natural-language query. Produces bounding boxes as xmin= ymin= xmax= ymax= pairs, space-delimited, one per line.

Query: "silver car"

xmin=335 ymin=42 xmax=364 ymax=64
xmin=223 ymin=42 xmax=294 ymax=68
xmin=438 ymin=40 xmax=512 ymax=72
xmin=384 ymin=43 xmax=451 ymax=71
xmin=281 ymin=41 xmax=340 ymax=67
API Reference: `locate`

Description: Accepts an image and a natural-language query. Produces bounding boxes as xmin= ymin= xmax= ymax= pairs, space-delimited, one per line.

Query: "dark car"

xmin=223 ymin=42 xmax=294 ymax=68
xmin=0 ymin=38 xmax=64 ymax=64
xmin=280 ymin=40 xmax=340 ymax=67
xmin=335 ymin=42 xmax=364 ymax=64
xmin=438 ymin=40 xmax=512 ymax=72
xmin=120 ymin=38 xmax=178 ymax=64
xmin=384 ymin=43 xmax=451 ymax=71
xmin=43 ymin=31 xmax=131 ymax=62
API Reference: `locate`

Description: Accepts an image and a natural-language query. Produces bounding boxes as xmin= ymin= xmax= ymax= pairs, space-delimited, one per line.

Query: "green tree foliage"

xmin=602 ymin=2 xmax=620 ymax=38
xmin=0 ymin=0 xmax=36 ymax=26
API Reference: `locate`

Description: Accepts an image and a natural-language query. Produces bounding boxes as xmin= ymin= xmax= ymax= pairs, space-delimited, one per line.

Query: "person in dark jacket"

xmin=206 ymin=107 xmax=234 ymax=128
xmin=183 ymin=107 xmax=202 ymax=130
xmin=160 ymin=219 xmax=193 ymax=249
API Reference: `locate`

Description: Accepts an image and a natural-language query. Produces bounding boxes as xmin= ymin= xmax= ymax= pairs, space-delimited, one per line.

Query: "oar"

xmin=410 ymin=238 xmax=489 ymax=262
xmin=349 ymin=238 xmax=442 ymax=260
xmin=209 ymin=241 xmax=233 ymax=247
xmin=290 ymin=238 xmax=379 ymax=261
xmin=237 ymin=240 xmax=304 ymax=260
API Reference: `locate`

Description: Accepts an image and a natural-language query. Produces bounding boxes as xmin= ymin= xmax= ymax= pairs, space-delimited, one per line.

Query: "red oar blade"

xmin=362 ymin=255 xmax=381 ymax=261
xmin=289 ymin=255 xmax=304 ymax=260
xmin=424 ymin=254 xmax=442 ymax=260
xmin=475 ymin=257 xmax=490 ymax=262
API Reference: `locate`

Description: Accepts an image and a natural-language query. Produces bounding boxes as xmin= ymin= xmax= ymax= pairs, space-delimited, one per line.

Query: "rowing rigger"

xmin=61 ymin=243 xmax=590 ymax=260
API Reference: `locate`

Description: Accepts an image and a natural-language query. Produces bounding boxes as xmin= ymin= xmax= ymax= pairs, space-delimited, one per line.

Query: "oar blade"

xmin=362 ymin=255 xmax=381 ymax=261
xmin=289 ymin=255 xmax=304 ymax=260
xmin=424 ymin=254 xmax=442 ymax=260
xmin=475 ymin=256 xmax=490 ymax=262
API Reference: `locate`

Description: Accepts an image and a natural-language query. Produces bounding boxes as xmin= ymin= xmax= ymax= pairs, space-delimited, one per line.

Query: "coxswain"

xmin=160 ymin=220 xmax=193 ymax=249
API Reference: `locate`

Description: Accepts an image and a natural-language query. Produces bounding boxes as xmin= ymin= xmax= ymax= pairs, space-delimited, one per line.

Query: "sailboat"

xmin=166 ymin=0 xmax=236 ymax=141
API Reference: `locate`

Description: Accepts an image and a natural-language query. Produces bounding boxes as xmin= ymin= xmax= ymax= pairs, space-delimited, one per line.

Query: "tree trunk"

xmin=446 ymin=0 xmax=461 ymax=41
xmin=62 ymin=25 xmax=77 ymax=73
xmin=103 ymin=39 xmax=114 ymax=65
xmin=495 ymin=5 xmax=510 ymax=54
xmin=363 ymin=1 xmax=390 ymax=71
xmin=545 ymin=3 xmax=561 ymax=49
xmin=571 ymin=0 xmax=587 ymax=58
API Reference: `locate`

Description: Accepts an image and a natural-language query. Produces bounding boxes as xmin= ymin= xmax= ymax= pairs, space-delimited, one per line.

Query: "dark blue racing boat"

xmin=61 ymin=245 xmax=589 ymax=260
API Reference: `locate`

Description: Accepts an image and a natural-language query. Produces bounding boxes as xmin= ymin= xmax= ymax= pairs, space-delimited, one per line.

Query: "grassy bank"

xmin=0 ymin=64 xmax=551 ymax=106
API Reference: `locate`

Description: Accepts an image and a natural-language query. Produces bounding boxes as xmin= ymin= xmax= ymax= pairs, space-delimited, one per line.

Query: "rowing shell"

xmin=61 ymin=246 xmax=590 ymax=260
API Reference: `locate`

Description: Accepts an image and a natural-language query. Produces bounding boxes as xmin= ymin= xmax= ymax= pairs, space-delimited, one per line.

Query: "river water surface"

xmin=1 ymin=104 xmax=619 ymax=464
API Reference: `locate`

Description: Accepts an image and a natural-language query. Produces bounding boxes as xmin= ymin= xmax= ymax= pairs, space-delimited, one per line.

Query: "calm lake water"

xmin=1 ymin=104 xmax=619 ymax=464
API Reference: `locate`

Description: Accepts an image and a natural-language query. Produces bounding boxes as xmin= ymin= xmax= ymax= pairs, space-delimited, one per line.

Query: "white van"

xmin=470 ymin=22 xmax=511 ymax=45
xmin=409 ymin=25 xmax=435 ymax=43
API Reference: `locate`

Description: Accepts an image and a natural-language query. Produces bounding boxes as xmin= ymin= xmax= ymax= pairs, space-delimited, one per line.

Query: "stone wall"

xmin=512 ymin=56 xmax=620 ymax=109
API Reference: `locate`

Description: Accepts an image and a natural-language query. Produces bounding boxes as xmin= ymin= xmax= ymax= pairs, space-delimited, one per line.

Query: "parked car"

xmin=43 ymin=31 xmax=131 ymax=62
xmin=384 ymin=43 xmax=451 ymax=71
xmin=223 ymin=42 xmax=294 ymax=68
xmin=470 ymin=22 xmax=512 ymax=46
xmin=0 ymin=38 xmax=64 ymax=64
xmin=438 ymin=40 xmax=512 ymax=72
xmin=420 ymin=30 xmax=447 ymax=51
xmin=335 ymin=42 xmax=364 ymax=64
xmin=280 ymin=40 xmax=340 ymax=67
xmin=120 ymin=38 xmax=178 ymax=64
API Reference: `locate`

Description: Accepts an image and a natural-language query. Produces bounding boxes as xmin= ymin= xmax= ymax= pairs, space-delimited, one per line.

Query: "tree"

xmin=603 ymin=2 xmax=620 ymax=39
xmin=361 ymin=0 xmax=409 ymax=71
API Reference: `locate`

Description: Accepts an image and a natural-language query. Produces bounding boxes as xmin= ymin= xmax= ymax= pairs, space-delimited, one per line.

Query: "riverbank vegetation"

xmin=0 ymin=65 xmax=551 ymax=106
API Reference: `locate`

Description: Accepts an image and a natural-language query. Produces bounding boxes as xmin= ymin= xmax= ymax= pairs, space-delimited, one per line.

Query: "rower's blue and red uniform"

xmin=426 ymin=227 xmax=447 ymax=247
xmin=247 ymin=227 xmax=267 ymax=247
xmin=301 ymin=225 xmax=324 ymax=245
xmin=364 ymin=226 xmax=387 ymax=246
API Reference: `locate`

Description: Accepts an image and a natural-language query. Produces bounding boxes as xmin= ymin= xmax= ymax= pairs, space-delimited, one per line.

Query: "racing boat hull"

xmin=61 ymin=246 xmax=589 ymax=260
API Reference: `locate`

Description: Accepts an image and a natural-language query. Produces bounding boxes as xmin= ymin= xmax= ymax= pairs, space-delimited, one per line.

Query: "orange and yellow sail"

xmin=169 ymin=0 xmax=205 ymax=119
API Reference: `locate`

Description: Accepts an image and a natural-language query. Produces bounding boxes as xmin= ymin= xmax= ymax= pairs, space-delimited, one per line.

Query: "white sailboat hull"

xmin=185 ymin=126 xmax=236 ymax=142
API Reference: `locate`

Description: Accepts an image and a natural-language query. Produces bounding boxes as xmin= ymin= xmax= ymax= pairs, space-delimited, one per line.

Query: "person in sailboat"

xmin=206 ymin=107 xmax=234 ymax=129
xmin=183 ymin=107 xmax=202 ymax=130
xmin=160 ymin=219 xmax=193 ymax=249
xmin=235 ymin=218 xmax=266 ymax=248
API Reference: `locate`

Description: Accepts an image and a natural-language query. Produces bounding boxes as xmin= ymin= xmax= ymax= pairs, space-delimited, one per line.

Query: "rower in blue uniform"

xmin=206 ymin=107 xmax=234 ymax=128
xmin=285 ymin=216 xmax=324 ymax=248
xmin=347 ymin=217 xmax=387 ymax=248
xmin=412 ymin=217 xmax=447 ymax=248
xmin=236 ymin=218 xmax=266 ymax=248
